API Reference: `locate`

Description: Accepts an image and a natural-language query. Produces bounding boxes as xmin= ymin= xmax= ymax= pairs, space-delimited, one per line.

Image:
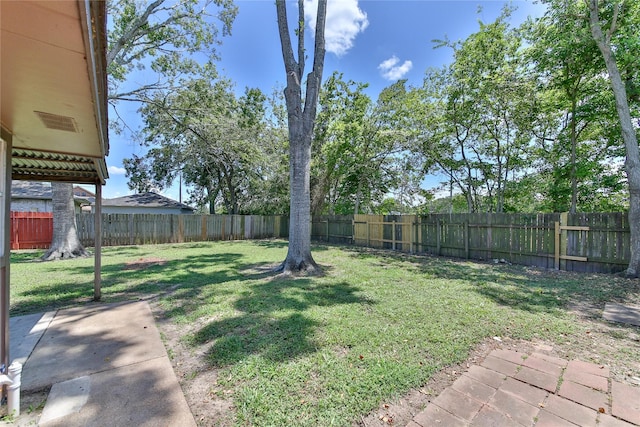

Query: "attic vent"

xmin=34 ymin=111 xmax=78 ymax=132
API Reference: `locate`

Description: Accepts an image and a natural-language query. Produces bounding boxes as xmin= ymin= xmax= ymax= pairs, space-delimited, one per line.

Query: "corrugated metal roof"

xmin=11 ymin=148 xmax=106 ymax=184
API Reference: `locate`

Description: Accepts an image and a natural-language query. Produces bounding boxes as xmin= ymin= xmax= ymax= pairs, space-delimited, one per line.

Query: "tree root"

xmin=41 ymin=247 xmax=91 ymax=262
xmin=273 ymin=257 xmax=322 ymax=276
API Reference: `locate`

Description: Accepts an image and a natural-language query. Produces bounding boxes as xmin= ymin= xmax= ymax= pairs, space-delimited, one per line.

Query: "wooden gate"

xmin=10 ymin=211 xmax=53 ymax=249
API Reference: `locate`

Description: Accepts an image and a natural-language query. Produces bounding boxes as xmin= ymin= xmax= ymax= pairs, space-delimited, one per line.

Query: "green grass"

xmin=9 ymin=241 xmax=640 ymax=426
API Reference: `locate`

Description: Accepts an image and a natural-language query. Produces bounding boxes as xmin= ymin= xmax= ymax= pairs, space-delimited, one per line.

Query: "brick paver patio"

xmin=409 ymin=346 xmax=640 ymax=426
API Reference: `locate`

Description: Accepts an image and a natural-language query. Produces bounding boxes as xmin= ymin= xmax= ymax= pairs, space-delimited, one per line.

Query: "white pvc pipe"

xmin=5 ymin=362 xmax=21 ymax=416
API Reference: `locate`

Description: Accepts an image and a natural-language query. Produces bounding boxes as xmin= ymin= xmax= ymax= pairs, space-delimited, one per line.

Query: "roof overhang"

xmin=1 ymin=0 xmax=109 ymax=184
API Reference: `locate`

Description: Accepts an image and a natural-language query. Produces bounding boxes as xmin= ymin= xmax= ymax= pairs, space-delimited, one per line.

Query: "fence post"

xmin=351 ymin=218 xmax=355 ymax=245
xmin=436 ymin=217 xmax=441 ymax=256
xmin=392 ymin=220 xmax=396 ymax=251
xmin=201 ymin=215 xmax=207 ymax=241
xmin=560 ymin=212 xmax=568 ymax=269
xmin=178 ymin=215 xmax=185 ymax=243
xmin=366 ymin=219 xmax=370 ymax=247
xmin=410 ymin=218 xmax=414 ymax=254
xmin=487 ymin=214 xmax=492 ymax=260
xmin=554 ymin=221 xmax=560 ymax=270
xmin=129 ymin=214 xmax=134 ymax=246
xmin=464 ymin=219 xmax=470 ymax=259
xmin=417 ymin=216 xmax=422 ymax=254
xmin=326 ymin=218 xmax=329 ymax=242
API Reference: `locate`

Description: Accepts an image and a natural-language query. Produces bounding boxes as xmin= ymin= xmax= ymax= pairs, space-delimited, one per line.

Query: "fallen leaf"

xmin=359 ymin=355 xmax=364 ymax=360
xmin=383 ymin=404 xmax=389 ymax=409
xmin=598 ymin=408 xmax=605 ymax=413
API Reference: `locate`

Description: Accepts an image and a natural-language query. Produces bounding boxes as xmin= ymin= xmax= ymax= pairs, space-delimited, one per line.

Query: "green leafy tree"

xmin=46 ymin=0 xmax=237 ymax=260
xmin=417 ymin=9 xmax=536 ymax=213
xmin=125 ymin=78 xmax=271 ymax=214
xmin=311 ymin=74 xmax=413 ymax=215
xmin=523 ymin=4 xmax=625 ymax=213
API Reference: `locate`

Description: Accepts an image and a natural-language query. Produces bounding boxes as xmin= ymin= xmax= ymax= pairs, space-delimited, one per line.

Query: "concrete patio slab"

xmin=38 ymin=356 xmax=196 ymax=427
xmin=7 ymin=301 xmax=196 ymax=426
xmin=8 ymin=311 xmax=55 ymax=365
xmin=22 ymin=301 xmax=167 ymax=391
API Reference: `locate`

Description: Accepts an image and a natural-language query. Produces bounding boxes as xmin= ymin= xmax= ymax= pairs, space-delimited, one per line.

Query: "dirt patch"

xmin=151 ymin=306 xmax=238 ymax=426
xmin=123 ymin=257 xmax=167 ymax=270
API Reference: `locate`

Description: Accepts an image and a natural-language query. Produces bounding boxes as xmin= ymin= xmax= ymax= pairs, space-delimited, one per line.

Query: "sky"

xmin=96 ymin=0 xmax=547 ymax=202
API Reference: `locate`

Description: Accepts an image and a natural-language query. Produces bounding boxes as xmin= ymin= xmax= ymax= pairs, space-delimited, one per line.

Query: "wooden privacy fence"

xmin=10 ymin=211 xmax=53 ymax=249
xmin=312 ymin=212 xmax=631 ymax=274
xmin=76 ymin=213 xmax=288 ymax=247
xmin=11 ymin=211 xmax=631 ymax=273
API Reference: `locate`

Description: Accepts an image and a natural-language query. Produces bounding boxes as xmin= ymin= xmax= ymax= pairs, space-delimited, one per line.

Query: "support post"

xmin=94 ymin=183 xmax=102 ymax=301
xmin=1 ymin=129 xmax=13 ymax=399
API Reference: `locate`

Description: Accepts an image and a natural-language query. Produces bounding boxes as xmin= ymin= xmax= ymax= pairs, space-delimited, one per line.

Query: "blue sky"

xmin=97 ymin=0 xmax=546 ymax=201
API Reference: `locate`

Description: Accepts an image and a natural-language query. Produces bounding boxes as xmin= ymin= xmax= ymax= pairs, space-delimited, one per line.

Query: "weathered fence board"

xmin=335 ymin=213 xmax=630 ymax=273
xmin=77 ymin=213 xmax=287 ymax=247
xmin=14 ymin=210 xmax=631 ymax=273
xmin=10 ymin=211 xmax=53 ymax=249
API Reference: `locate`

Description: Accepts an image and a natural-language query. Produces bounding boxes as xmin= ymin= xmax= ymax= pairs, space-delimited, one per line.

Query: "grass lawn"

xmin=9 ymin=240 xmax=640 ymax=426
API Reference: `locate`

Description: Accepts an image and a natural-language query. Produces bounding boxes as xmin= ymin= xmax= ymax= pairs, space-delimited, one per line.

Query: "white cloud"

xmin=378 ymin=55 xmax=413 ymax=81
xmin=108 ymin=165 xmax=126 ymax=175
xmin=305 ymin=0 xmax=369 ymax=56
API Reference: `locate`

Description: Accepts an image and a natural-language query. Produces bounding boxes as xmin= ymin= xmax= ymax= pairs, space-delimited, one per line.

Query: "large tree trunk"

xmin=275 ymin=0 xmax=327 ymax=273
xmin=280 ymin=125 xmax=316 ymax=272
xmin=586 ymin=0 xmax=640 ymax=276
xmin=42 ymin=182 xmax=89 ymax=261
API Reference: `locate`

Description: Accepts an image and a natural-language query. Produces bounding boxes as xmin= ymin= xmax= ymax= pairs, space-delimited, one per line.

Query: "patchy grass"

xmin=9 ymin=241 xmax=640 ymax=426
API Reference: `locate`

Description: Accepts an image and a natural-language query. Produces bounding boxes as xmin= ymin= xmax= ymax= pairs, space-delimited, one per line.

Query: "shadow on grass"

xmin=338 ymin=245 xmax=640 ymax=315
xmin=9 ymin=252 xmax=248 ymax=316
xmin=191 ymin=278 xmax=372 ymax=367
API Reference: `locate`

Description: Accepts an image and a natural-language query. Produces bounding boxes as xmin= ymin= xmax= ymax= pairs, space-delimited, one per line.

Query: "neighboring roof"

xmin=11 ymin=181 xmax=51 ymax=200
xmin=10 ymin=181 xmax=91 ymax=205
xmin=100 ymin=193 xmax=194 ymax=211
xmin=1 ymin=0 xmax=109 ymax=184
xmin=74 ymin=186 xmax=96 ymax=198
